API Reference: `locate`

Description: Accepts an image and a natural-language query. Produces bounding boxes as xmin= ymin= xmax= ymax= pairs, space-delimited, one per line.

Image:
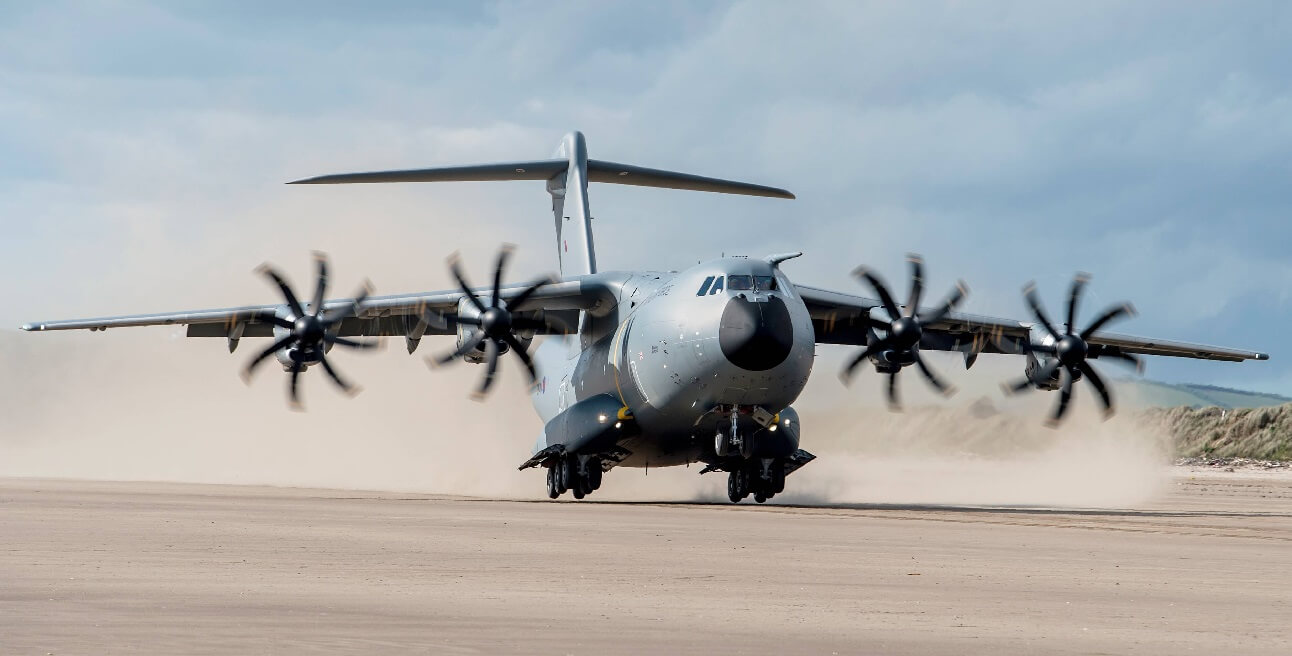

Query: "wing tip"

xmin=20 ymin=323 xmax=38 ymax=331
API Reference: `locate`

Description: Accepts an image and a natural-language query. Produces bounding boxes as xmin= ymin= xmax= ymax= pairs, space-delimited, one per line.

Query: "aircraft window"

xmin=696 ymin=276 xmax=715 ymax=296
xmin=754 ymin=276 xmax=777 ymax=291
xmin=727 ymin=275 xmax=754 ymax=291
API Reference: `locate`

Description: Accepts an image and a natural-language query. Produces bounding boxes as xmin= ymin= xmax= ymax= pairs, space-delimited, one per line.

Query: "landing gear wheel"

xmin=588 ymin=462 xmax=603 ymax=491
xmin=546 ymin=465 xmax=559 ymax=499
xmin=772 ymin=464 xmax=786 ymax=494
xmin=559 ymin=456 xmax=575 ymax=493
xmin=754 ymin=491 xmax=767 ymax=503
xmin=572 ymin=485 xmax=585 ymax=499
xmin=727 ymin=470 xmax=742 ymax=503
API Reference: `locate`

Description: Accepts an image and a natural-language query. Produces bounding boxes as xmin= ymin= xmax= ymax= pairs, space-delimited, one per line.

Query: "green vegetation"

xmin=1141 ymin=404 xmax=1292 ymax=461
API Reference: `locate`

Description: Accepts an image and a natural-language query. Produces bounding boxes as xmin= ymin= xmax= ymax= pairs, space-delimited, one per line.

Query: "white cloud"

xmin=2 ymin=0 xmax=1289 ymax=392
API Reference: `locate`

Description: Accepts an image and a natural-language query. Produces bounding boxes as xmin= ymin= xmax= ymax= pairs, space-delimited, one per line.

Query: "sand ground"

xmin=2 ymin=470 xmax=1291 ymax=655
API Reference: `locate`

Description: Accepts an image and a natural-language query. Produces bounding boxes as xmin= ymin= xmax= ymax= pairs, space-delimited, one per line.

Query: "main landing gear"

xmin=727 ymin=458 xmax=787 ymax=504
xmin=546 ymin=453 xmax=603 ymax=500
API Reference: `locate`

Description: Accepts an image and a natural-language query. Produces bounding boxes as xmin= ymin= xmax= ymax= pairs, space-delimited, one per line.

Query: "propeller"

xmin=241 ymin=252 xmax=377 ymax=409
xmin=1002 ymin=273 xmax=1141 ymax=426
xmin=431 ymin=245 xmax=562 ymax=400
xmin=840 ymin=254 xmax=969 ymax=410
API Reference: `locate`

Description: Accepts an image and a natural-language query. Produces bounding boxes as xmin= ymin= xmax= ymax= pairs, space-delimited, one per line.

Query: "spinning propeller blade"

xmin=430 ymin=245 xmax=559 ymax=399
xmin=242 ymin=253 xmax=375 ymax=409
xmin=1003 ymin=274 xmax=1139 ymax=425
xmin=841 ymin=254 xmax=968 ymax=411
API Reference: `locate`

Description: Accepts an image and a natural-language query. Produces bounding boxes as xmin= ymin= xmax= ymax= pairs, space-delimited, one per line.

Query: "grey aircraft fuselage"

xmin=528 ymin=255 xmax=815 ymax=468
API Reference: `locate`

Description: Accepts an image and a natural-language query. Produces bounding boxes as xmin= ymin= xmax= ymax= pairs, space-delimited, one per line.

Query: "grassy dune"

xmin=1141 ymin=404 xmax=1292 ymax=461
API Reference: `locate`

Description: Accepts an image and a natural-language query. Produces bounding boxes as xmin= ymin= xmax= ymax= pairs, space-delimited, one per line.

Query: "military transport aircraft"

xmin=22 ymin=131 xmax=1269 ymax=503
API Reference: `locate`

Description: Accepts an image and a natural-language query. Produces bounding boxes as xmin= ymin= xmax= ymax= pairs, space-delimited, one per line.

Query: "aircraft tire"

xmin=754 ymin=491 xmax=767 ymax=503
xmin=727 ymin=471 xmax=742 ymax=503
xmin=558 ymin=457 xmax=573 ymax=490
xmin=772 ymin=465 xmax=786 ymax=494
xmin=546 ymin=466 xmax=560 ymax=499
xmin=559 ymin=457 xmax=575 ymax=493
xmin=588 ymin=462 xmax=603 ymax=490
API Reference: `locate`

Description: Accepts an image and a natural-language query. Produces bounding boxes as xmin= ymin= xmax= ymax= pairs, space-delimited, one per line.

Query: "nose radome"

xmin=719 ymin=295 xmax=795 ymax=371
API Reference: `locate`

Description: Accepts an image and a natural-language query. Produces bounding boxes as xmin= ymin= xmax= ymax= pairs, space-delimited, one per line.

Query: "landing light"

xmin=769 ymin=425 xmax=778 ymax=432
xmin=614 ymin=422 xmax=622 ymax=429
xmin=598 ymin=414 xmax=608 ymax=423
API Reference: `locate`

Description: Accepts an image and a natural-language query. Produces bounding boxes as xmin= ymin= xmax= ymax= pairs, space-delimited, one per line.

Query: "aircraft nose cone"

xmin=719 ymin=295 xmax=795 ymax=371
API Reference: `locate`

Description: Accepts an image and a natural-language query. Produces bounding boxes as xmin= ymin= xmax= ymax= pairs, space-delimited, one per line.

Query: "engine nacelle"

xmin=1024 ymin=352 xmax=1062 ymax=391
xmin=871 ymin=348 xmax=916 ymax=374
xmin=453 ymin=297 xmax=532 ymax=364
xmin=453 ymin=298 xmax=485 ymax=363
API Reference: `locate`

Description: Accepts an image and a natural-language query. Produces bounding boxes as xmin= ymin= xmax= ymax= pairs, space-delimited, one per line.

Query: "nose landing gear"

xmin=715 ymin=410 xmax=755 ymax=459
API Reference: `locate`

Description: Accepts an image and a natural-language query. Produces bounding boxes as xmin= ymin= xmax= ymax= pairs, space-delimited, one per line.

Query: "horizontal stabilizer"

xmin=289 ymin=158 xmax=793 ymax=199
xmin=288 ymin=160 xmax=568 ymax=185
xmin=585 ymin=160 xmax=793 ymax=198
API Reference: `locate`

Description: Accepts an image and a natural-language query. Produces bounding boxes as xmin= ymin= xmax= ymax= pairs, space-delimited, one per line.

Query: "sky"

xmin=2 ymin=0 xmax=1291 ymax=403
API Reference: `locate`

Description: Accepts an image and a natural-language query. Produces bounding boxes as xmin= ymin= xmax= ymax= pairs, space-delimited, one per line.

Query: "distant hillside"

xmin=1119 ymin=379 xmax=1291 ymax=410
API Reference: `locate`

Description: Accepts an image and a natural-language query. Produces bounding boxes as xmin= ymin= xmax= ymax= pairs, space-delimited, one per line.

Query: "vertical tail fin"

xmin=547 ymin=132 xmax=597 ymax=276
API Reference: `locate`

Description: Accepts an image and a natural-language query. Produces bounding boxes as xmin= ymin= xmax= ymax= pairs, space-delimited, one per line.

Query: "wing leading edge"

xmin=21 ymin=278 xmax=611 ymax=339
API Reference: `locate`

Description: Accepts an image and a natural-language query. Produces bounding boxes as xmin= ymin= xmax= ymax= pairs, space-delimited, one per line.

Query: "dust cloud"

xmin=1 ymin=180 xmax=1171 ymax=508
xmin=494 ymin=352 xmax=1173 ymax=508
xmin=1 ymin=181 xmax=558 ymax=499
xmin=0 ymin=332 xmax=1173 ymax=508
xmin=767 ymin=353 xmax=1173 ymax=508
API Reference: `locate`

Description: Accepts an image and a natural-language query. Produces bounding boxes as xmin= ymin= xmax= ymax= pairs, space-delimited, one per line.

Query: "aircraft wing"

xmin=794 ymin=284 xmax=1269 ymax=363
xmin=21 ymin=277 xmax=613 ymax=343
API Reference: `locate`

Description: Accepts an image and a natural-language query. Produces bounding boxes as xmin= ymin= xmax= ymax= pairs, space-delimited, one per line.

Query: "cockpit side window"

xmin=696 ymin=276 xmax=715 ymax=296
xmin=727 ymin=275 xmax=754 ymax=291
xmin=754 ymin=276 xmax=777 ymax=291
